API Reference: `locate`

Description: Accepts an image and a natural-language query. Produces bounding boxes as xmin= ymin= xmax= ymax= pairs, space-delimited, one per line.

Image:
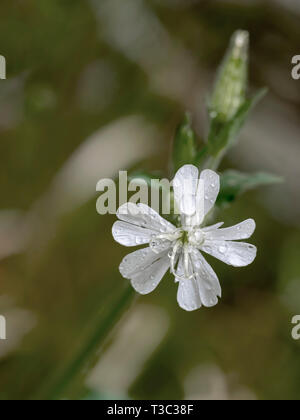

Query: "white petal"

xmin=173 ymin=165 xmax=199 ymax=216
xmin=119 ymin=247 xmax=168 ymax=279
xmin=200 ymin=169 xmax=220 ymax=218
xmin=177 ymin=278 xmax=202 ymax=311
xmin=112 ymin=221 xmax=155 ymax=247
xmin=201 ymin=240 xmax=257 ymax=267
xmin=176 ymin=255 xmax=202 ymax=311
xmin=205 ymin=219 xmax=256 ymax=241
xmin=189 ymin=177 xmax=206 ymax=227
xmin=117 ymin=203 xmax=175 ymax=233
xmin=191 ymin=250 xmax=221 ymax=307
xmin=202 ymin=222 xmax=224 ymax=232
xmin=149 ymin=238 xmax=173 ymax=254
xmin=130 ymin=254 xmax=170 ymax=295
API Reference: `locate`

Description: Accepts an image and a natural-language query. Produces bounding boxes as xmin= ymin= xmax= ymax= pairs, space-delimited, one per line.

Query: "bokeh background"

xmin=1 ymin=0 xmax=300 ymax=400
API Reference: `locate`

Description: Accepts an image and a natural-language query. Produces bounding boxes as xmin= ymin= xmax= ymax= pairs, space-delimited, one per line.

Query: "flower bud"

xmin=210 ymin=30 xmax=249 ymax=123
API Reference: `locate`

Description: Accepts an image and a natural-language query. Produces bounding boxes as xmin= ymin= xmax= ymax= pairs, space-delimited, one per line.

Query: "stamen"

xmin=170 ymin=243 xmax=195 ymax=281
xmin=184 ymin=244 xmax=190 ymax=278
xmin=150 ymin=229 xmax=183 ymax=254
xmin=170 ymin=240 xmax=182 ymax=276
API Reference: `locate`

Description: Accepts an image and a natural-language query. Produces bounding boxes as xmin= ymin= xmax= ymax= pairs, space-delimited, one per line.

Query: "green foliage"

xmin=207 ymin=88 xmax=267 ymax=161
xmin=217 ymin=170 xmax=283 ymax=207
xmin=172 ymin=31 xmax=269 ymax=177
xmin=172 ymin=113 xmax=197 ymax=174
xmin=170 ymin=29 xmax=281 ymax=213
xmin=210 ymin=30 xmax=249 ymax=123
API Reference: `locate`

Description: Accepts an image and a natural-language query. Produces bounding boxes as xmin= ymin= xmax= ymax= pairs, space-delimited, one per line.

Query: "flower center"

xmin=188 ymin=228 xmax=206 ymax=246
xmin=149 ymin=229 xmax=183 ymax=254
xmin=149 ymin=228 xmax=206 ymax=281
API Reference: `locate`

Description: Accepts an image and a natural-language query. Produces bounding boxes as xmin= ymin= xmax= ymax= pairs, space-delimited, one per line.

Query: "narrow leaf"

xmin=217 ymin=170 xmax=283 ymax=207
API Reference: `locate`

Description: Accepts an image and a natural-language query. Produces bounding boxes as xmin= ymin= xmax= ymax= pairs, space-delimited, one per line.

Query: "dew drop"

xmin=219 ymin=245 xmax=227 ymax=254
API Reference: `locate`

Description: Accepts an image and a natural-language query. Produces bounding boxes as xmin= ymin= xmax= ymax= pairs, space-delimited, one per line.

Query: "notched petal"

xmin=176 ymin=255 xmax=202 ymax=311
xmin=112 ymin=221 xmax=154 ymax=247
xmin=177 ymin=279 xmax=202 ymax=311
xmin=205 ymin=219 xmax=256 ymax=241
xmin=117 ymin=202 xmax=176 ymax=234
xmin=201 ymin=240 xmax=257 ymax=267
xmin=130 ymin=253 xmax=170 ymax=295
xmin=191 ymin=250 xmax=221 ymax=307
xmin=173 ymin=165 xmax=199 ymax=217
xmin=200 ymin=169 xmax=220 ymax=217
xmin=119 ymin=247 xmax=162 ymax=279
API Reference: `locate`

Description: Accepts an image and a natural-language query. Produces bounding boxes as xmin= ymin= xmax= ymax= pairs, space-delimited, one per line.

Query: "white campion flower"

xmin=112 ymin=165 xmax=257 ymax=311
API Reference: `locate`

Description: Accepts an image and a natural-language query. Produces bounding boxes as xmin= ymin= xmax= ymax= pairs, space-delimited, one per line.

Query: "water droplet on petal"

xmin=219 ymin=245 xmax=227 ymax=254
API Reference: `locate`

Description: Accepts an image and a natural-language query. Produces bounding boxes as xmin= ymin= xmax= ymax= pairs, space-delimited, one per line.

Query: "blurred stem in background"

xmin=34 ymin=286 xmax=135 ymax=400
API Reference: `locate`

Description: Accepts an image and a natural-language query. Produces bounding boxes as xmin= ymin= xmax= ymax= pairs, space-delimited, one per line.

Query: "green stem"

xmin=35 ymin=285 xmax=135 ymax=400
xmin=205 ymin=153 xmax=223 ymax=172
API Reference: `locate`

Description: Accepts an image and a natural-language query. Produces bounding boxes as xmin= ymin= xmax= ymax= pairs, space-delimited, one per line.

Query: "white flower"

xmin=112 ymin=165 xmax=257 ymax=311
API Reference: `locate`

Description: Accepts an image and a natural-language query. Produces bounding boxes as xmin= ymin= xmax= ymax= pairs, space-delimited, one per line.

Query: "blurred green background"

xmin=1 ymin=0 xmax=300 ymax=400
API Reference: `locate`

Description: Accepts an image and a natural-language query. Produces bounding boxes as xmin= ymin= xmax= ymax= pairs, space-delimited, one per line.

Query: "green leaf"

xmin=194 ymin=144 xmax=209 ymax=169
xmin=208 ymin=88 xmax=267 ymax=163
xmin=217 ymin=170 xmax=283 ymax=207
xmin=172 ymin=113 xmax=197 ymax=174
